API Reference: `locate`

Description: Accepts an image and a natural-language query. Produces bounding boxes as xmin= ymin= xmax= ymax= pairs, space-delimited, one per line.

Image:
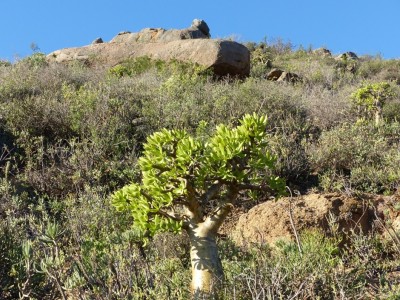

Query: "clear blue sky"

xmin=1 ymin=0 xmax=399 ymax=61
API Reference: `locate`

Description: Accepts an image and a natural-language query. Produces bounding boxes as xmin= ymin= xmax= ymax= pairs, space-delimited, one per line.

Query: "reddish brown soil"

xmin=221 ymin=193 xmax=400 ymax=246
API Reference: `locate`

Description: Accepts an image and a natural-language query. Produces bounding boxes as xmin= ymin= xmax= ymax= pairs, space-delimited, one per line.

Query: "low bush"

xmin=219 ymin=228 xmax=398 ymax=299
xmin=310 ymin=122 xmax=400 ymax=193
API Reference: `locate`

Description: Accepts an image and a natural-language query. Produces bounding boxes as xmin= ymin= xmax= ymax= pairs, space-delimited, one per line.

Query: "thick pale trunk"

xmin=373 ymin=97 xmax=385 ymax=126
xmin=187 ymin=222 xmax=224 ymax=297
xmin=183 ymin=194 xmax=236 ymax=297
xmin=375 ymin=105 xmax=382 ymax=126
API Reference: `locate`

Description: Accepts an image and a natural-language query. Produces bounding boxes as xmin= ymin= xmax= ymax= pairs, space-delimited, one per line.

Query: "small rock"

xmin=277 ymin=71 xmax=302 ymax=83
xmin=336 ymin=51 xmax=358 ymax=60
xmin=266 ymin=68 xmax=301 ymax=83
xmin=313 ymin=47 xmax=331 ymax=57
xmin=92 ymin=38 xmax=103 ymax=44
xmin=191 ymin=19 xmax=210 ymax=37
xmin=266 ymin=68 xmax=284 ymax=80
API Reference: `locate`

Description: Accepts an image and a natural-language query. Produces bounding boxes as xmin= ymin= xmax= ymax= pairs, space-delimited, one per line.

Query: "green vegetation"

xmin=112 ymin=114 xmax=285 ymax=296
xmin=351 ymin=81 xmax=396 ymax=125
xmin=0 ymin=43 xmax=400 ymax=299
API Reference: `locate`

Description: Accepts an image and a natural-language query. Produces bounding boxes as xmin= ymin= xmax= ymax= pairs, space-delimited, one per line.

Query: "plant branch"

xmin=200 ymin=181 xmax=222 ymax=205
xmin=204 ymin=202 xmax=235 ymax=233
xmin=151 ymin=209 xmax=184 ymax=222
xmin=205 ymin=184 xmax=239 ymax=232
xmin=287 ymin=187 xmax=302 ymax=256
xmin=185 ymin=179 xmax=203 ymax=222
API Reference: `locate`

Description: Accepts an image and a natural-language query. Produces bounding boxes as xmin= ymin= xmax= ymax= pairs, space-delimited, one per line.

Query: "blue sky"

xmin=1 ymin=0 xmax=399 ymax=61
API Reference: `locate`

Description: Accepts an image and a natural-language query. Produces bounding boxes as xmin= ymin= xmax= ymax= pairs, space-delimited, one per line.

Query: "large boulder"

xmin=46 ymin=19 xmax=250 ymax=77
xmin=47 ymin=39 xmax=250 ymax=77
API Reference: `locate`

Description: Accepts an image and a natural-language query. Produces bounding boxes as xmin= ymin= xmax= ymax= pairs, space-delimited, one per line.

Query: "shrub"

xmin=350 ymin=81 xmax=396 ymax=125
xmin=221 ymin=229 xmax=369 ymax=299
xmin=310 ymin=122 xmax=400 ymax=193
xmin=21 ymin=52 xmax=48 ymax=69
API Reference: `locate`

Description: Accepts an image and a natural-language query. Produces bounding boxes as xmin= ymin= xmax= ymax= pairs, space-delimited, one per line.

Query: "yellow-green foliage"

xmin=112 ymin=114 xmax=285 ymax=237
xmin=351 ymin=81 xmax=394 ymax=110
xmin=350 ymin=81 xmax=396 ymax=123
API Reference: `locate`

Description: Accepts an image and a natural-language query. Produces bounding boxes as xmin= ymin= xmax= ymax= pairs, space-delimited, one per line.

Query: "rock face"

xmin=47 ymin=39 xmax=250 ymax=77
xmin=46 ymin=19 xmax=250 ymax=77
xmin=231 ymin=193 xmax=374 ymax=246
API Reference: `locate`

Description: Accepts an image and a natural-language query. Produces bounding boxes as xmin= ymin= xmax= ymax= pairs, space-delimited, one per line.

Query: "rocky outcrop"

xmin=110 ymin=28 xmax=207 ymax=44
xmin=46 ymin=19 xmax=250 ymax=77
xmin=335 ymin=52 xmax=359 ymax=73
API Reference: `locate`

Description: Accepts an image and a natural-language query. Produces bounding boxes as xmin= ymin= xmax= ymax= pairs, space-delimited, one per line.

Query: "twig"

xmin=287 ymin=187 xmax=302 ymax=256
xmin=288 ymin=279 xmax=307 ymax=300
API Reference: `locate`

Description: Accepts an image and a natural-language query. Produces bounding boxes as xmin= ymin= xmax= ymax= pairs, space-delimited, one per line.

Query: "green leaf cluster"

xmin=111 ymin=114 xmax=285 ymax=236
xmin=351 ymin=81 xmax=394 ymax=111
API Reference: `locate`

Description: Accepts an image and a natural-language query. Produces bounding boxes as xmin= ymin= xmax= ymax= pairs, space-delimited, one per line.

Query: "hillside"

xmin=1 ymin=37 xmax=400 ymax=299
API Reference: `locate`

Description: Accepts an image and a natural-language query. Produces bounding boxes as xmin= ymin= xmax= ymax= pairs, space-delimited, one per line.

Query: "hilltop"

xmin=1 ymin=23 xmax=400 ymax=298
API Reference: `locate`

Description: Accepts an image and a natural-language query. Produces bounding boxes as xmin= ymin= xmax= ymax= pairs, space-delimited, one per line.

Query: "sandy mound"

xmin=229 ymin=193 xmax=399 ymax=246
